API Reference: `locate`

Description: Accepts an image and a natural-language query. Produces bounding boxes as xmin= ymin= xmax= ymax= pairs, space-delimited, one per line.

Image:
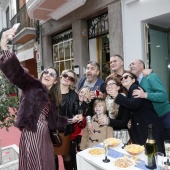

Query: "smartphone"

xmin=8 ymin=23 xmax=21 ymax=40
xmin=12 ymin=23 xmax=20 ymax=30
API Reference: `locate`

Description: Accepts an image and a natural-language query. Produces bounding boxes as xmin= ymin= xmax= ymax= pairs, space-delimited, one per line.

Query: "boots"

xmin=55 ymin=155 xmax=59 ymax=170
xmin=64 ymin=160 xmax=73 ymax=170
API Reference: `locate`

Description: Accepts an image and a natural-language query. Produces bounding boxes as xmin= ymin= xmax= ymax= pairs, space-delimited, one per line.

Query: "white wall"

xmin=121 ymin=0 xmax=170 ymax=69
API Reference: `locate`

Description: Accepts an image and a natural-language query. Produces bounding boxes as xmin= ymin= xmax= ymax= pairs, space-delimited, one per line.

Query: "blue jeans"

xmin=160 ymin=111 xmax=170 ymax=140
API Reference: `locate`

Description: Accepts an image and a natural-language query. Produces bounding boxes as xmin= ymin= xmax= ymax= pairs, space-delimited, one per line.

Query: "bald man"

xmin=130 ymin=59 xmax=170 ymax=140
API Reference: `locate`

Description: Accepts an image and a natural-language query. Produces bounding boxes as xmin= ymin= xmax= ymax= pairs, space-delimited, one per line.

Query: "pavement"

xmin=0 ymin=126 xmax=65 ymax=169
xmin=0 ymin=125 xmax=20 ymax=147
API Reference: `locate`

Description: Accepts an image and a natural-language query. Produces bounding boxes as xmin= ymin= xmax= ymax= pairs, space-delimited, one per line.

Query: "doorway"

xmin=147 ymin=25 xmax=170 ymax=96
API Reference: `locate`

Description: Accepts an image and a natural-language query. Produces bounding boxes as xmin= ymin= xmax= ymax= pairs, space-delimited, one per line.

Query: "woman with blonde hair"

xmin=55 ymin=69 xmax=80 ymax=170
xmin=70 ymin=86 xmax=90 ymax=170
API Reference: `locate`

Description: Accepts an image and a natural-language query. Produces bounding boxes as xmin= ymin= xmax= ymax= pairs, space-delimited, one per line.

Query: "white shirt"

xmin=137 ymin=73 xmax=144 ymax=84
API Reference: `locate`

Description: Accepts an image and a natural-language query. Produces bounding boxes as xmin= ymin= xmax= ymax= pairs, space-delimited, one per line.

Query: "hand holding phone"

xmin=8 ymin=23 xmax=20 ymax=40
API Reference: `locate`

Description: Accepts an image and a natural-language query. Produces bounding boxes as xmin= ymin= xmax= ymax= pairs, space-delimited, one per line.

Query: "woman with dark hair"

xmin=97 ymin=76 xmax=130 ymax=134
xmin=0 ymin=28 xmax=67 ymax=170
xmin=111 ymin=71 xmax=165 ymax=153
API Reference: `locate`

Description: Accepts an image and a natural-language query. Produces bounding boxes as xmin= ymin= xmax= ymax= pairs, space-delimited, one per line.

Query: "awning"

xmin=26 ymin=0 xmax=87 ymax=21
xmin=16 ymin=47 xmax=34 ymax=62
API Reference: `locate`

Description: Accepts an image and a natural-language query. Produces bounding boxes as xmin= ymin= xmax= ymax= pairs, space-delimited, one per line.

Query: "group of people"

xmin=0 ymin=27 xmax=170 ymax=170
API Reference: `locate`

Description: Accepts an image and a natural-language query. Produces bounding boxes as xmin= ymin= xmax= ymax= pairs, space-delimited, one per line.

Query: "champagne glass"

xmin=95 ymin=86 xmax=100 ymax=98
xmin=121 ymin=129 xmax=129 ymax=149
xmin=164 ymin=140 xmax=170 ymax=166
xmin=77 ymin=109 xmax=83 ymax=126
xmin=103 ymin=141 xmax=110 ymax=163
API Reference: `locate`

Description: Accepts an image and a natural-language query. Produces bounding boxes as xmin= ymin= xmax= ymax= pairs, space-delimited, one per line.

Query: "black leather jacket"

xmin=59 ymin=89 xmax=79 ymax=135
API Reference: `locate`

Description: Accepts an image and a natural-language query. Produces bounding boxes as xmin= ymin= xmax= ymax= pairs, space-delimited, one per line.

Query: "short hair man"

xmin=109 ymin=54 xmax=125 ymax=78
xmin=78 ymin=61 xmax=105 ymax=93
xmin=130 ymin=59 xmax=170 ymax=139
xmin=78 ymin=61 xmax=105 ymax=134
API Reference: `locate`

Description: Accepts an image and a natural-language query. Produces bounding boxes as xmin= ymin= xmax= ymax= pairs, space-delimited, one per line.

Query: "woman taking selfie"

xmin=0 ymin=28 xmax=67 ymax=170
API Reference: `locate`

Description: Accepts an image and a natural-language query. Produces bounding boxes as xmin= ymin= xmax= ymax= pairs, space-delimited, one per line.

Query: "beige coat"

xmin=80 ymin=114 xmax=113 ymax=150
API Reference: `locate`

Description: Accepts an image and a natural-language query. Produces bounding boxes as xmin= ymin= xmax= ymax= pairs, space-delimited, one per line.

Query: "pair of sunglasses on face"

xmin=62 ymin=74 xmax=75 ymax=82
xmin=120 ymin=75 xmax=133 ymax=81
xmin=43 ymin=70 xmax=57 ymax=78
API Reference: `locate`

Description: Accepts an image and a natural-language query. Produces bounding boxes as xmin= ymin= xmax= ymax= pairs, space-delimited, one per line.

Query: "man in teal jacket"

xmin=130 ymin=59 xmax=170 ymax=140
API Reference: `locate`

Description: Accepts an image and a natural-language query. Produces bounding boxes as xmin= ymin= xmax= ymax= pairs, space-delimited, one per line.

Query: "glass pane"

xmin=149 ymin=29 xmax=170 ymax=97
xmin=59 ymin=43 xmax=64 ymax=60
xmin=64 ymin=41 xmax=70 ymax=60
xmin=59 ymin=61 xmax=65 ymax=74
xmin=65 ymin=60 xmax=71 ymax=70
xmin=53 ymin=45 xmax=59 ymax=61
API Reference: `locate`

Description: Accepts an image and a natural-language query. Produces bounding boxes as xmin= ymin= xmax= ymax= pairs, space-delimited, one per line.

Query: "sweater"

xmin=140 ymin=73 xmax=170 ymax=117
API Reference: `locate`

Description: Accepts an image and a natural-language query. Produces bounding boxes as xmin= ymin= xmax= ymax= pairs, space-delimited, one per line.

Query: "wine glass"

xmin=95 ymin=86 xmax=100 ymax=98
xmin=164 ymin=140 xmax=170 ymax=166
xmin=121 ymin=129 xmax=129 ymax=149
xmin=103 ymin=141 xmax=110 ymax=163
xmin=77 ymin=109 xmax=83 ymax=126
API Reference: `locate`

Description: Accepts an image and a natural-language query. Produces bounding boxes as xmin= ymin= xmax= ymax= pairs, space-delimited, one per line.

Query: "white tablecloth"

xmin=76 ymin=142 xmax=147 ymax=170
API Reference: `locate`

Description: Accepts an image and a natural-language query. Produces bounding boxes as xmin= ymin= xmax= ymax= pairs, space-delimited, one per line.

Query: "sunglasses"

xmin=106 ymin=82 xmax=117 ymax=87
xmin=43 ymin=70 xmax=57 ymax=78
xmin=62 ymin=74 xmax=75 ymax=82
xmin=120 ymin=75 xmax=133 ymax=81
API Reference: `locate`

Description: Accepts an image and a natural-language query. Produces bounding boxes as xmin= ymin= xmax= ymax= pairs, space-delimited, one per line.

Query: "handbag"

xmin=54 ymin=133 xmax=71 ymax=155
xmin=50 ymin=131 xmax=62 ymax=147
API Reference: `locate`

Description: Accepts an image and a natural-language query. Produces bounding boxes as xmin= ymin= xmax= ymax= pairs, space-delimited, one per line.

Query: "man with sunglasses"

xmin=130 ymin=59 xmax=170 ymax=140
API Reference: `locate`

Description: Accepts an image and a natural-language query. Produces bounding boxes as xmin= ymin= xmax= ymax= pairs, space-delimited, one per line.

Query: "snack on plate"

xmin=88 ymin=148 xmax=104 ymax=156
xmin=125 ymin=144 xmax=145 ymax=155
xmin=104 ymin=138 xmax=121 ymax=147
xmin=114 ymin=157 xmax=135 ymax=169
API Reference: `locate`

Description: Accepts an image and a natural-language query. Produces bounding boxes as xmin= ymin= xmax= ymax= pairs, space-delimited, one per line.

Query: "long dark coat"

xmin=0 ymin=52 xmax=67 ymax=132
xmin=115 ymin=83 xmax=165 ymax=153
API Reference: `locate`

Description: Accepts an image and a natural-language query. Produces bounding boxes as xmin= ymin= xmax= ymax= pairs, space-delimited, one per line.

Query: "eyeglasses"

xmin=120 ymin=75 xmax=133 ymax=81
xmin=106 ymin=82 xmax=117 ymax=87
xmin=62 ymin=74 xmax=75 ymax=82
xmin=43 ymin=70 xmax=57 ymax=78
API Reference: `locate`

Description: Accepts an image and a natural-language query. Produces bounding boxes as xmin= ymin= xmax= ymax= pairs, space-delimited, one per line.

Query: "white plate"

xmin=87 ymin=147 xmax=104 ymax=157
xmin=113 ymin=157 xmax=135 ymax=169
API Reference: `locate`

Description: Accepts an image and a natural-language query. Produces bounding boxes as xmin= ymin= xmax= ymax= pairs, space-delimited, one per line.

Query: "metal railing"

xmin=10 ymin=4 xmax=37 ymax=32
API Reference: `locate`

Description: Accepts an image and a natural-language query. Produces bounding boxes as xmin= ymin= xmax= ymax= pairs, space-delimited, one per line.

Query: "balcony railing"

xmin=10 ymin=4 xmax=37 ymax=33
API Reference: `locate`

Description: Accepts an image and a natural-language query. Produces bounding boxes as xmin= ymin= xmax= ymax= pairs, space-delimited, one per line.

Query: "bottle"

xmin=145 ymin=124 xmax=157 ymax=169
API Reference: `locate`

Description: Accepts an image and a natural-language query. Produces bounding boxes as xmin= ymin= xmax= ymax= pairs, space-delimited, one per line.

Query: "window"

xmin=52 ymin=30 xmax=73 ymax=74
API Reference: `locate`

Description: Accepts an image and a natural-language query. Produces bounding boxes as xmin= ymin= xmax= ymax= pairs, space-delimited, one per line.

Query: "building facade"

xmin=27 ymin=0 xmax=123 ymax=80
xmin=0 ymin=0 xmax=39 ymax=78
xmin=122 ymin=0 xmax=170 ymax=96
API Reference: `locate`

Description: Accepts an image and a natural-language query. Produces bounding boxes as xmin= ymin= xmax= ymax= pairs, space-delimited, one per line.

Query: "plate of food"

xmin=87 ymin=147 xmax=104 ymax=156
xmin=113 ymin=157 xmax=135 ymax=169
xmin=104 ymin=138 xmax=121 ymax=147
xmin=124 ymin=144 xmax=145 ymax=156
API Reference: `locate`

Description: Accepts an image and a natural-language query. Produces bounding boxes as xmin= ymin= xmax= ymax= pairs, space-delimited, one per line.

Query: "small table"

xmin=76 ymin=142 xmax=148 ymax=170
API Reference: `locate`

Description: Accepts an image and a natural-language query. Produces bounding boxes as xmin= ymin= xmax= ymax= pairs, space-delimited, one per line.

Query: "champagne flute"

xmin=77 ymin=109 xmax=83 ymax=126
xmin=103 ymin=141 xmax=110 ymax=163
xmin=164 ymin=140 xmax=170 ymax=166
xmin=95 ymin=86 xmax=100 ymax=98
xmin=121 ymin=129 xmax=129 ymax=149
